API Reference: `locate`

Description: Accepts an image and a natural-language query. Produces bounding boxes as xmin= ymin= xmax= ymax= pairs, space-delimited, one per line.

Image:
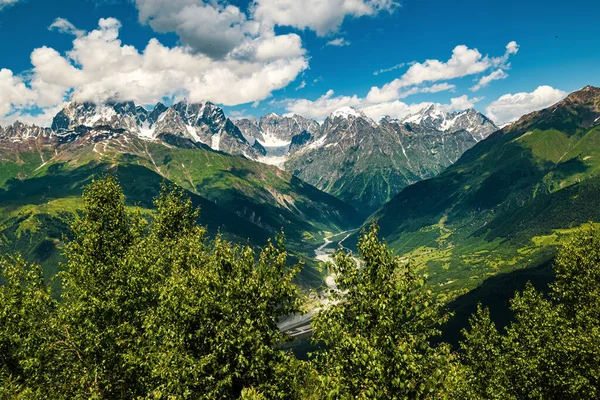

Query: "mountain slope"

xmin=0 ymin=103 xmax=364 ymax=288
xmin=361 ymin=85 xmax=600 ymax=291
xmin=283 ymin=106 xmax=498 ymax=213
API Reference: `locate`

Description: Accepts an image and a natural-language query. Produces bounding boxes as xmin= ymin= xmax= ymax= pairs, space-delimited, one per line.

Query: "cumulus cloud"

xmin=1 ymin=17 xmax=308 ymax=126
xmin=440 ymin=95 xmax=483 ymax=112
xmin=0 ymin=103 xmax=67 ymax=128
xmin=284 ymin=88 xmax=479 ymax=121
xmin=0 ymin=69 xmax=36 ymax=118
xmin=284 ymin=89 xmax=362 ymax=119
xmin=135 ymin=0 xmax=259 ymax=59
xmin=471 ymin=69 xmax=508 ymax=91
xmin=49 ymin=18 xmax=86 ymax=37
xmin=397 ymin=83 xmax=455 ymax=99
xmin=367 ymin=42 xmax=519 ymax=103
xmin=326 ymin=38 xmax=351 ymax=47
xmin=486 ymin=85 xmax=567 ymax=126
xmin=134 ymin=0 xmax=394 ymax=59
xmin=253 ymin=0 xmax=398 ymax=36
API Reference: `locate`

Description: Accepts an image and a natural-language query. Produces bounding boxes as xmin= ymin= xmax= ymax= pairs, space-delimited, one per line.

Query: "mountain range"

xmin=0 ymin=101 xmax=363 ymax=287
xmin=6 ymin=87 xmax=600 ymax=296
xmin=236 ymin=105 xmax=498 ymax=212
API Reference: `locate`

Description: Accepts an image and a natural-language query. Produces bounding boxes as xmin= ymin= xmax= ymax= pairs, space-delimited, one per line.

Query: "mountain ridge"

xmin=2 ymin=99 xmax=498 ymax=215
xmin=356 ymin=85 xmax=600 ymax=291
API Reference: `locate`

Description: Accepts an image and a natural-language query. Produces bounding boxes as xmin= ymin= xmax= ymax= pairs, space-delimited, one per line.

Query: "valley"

xmin=2 ymin=86 xmax=600 ymax=301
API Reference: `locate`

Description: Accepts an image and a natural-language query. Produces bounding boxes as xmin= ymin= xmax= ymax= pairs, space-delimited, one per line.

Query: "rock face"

xmin=235 ymin=114 xmax=321 ymax=164
xmin=0 ymin=121 xmax=52 ymax=141
xmin=280 ymin=105 xmax=498 ymax=213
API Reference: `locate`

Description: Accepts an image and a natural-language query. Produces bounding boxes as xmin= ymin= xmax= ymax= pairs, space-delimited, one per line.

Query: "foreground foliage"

xmin=311 ymin=224 xmax=458 ymax=398
xmin=0 ymin=176 xmax=306 ymax=399
xmin=2 ymin=176 xmax=600 ymax=398
xmin=457 ymin=223 xmax=600 ymax=399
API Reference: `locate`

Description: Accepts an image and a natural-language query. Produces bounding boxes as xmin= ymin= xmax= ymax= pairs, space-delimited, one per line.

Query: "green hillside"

xmin=355 ymin=86 xmax=600 ymax=292
xmin=0 ymin=134 xmax=364 ymax=288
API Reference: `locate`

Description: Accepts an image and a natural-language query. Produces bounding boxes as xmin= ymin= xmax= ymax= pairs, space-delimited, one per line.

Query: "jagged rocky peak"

xmin=152 ymin=107 xmax=191 ymax=139
xmin=51 ymin=100 xmax=151 ymax=132
xmin=0 ymin=120 xmax=52 ymax=140
xmin=0 ymin=98 xmax=260 ymax=157
xmin=171 ymin=99 xmax=226 ymax=129
xmin=401 ymin=104 xmax=498 ymax=139
xmin=402 ymin=104 xmax=446 ymax=127
xmin=235 ymin=113 xmax=320 ymax=149
xmin=330 ymin=106 xmax=367 ymax=119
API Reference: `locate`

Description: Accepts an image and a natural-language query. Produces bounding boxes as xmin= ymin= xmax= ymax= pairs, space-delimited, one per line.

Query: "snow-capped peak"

xmin=330 ymin=106 xmax=365 ymax=119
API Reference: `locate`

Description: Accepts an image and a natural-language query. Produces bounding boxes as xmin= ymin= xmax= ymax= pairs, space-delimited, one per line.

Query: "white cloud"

xmin=0 ymin=69 xmax=36 ymax=118
xmin=367 ymin=42 xmax=519 ymax=103
xmin=360 ymin=100 xmax=432 ymax=121
xmin=0 ymin=0 xmax=20 ymax=10
xmin=284 ymin=89 xmax=362 ymax=119
xmin=252 ymin=0 xmax=398 ymax=36
xmin=397 ymin=83 xmax=455 ymax=99
xmin=326 ymin=38 xmax=351 ymax=47
xmin=491 ymin=40 xmax=519 ymax=67
xmin=134 ymin=0 xmax=393 ymax=59
xmin=228 ymin=110 xmax=254 ymax=120
xmin=49 ymin=18 xmax=86 ymax=37
xmin=0 ymin=103 xmax=67 ymax=128
xmin=486 ymin=85 xmax=567 ymax=126
xmin=471 ymin=69 xmax=508 ymax=91
xmin=440 ymin=95 xmax=483 ymax=112
xmin=373 ymin=62 xmax=405 ymax=76
xmin=135 ymin=0 xmax=259 ymax=59
xmin=284 ymin=89 xmax=480 ymax=121
xmin=1 ymin=18 xmax=308 ymax=125
xmin=295 ymin=80 xmax=307 ymax=90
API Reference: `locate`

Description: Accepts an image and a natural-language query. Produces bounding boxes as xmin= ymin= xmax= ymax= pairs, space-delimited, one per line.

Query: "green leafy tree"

xmin=139 ymin=231 xmax=304 ymax=399
xmin=0 ymin=256 xmax=55 ymax=399
xmin=47 ymin=175 xmax=147 ymax=398
xmin=455 ymin=305 xmax=507 ymax=400
xmin=0 ymin=176 xmax=308 ymax=399
xmin=311 ymin=224 xmax=458 ymax=399
xmin=458 ymin=223 xmax=600 ymax=399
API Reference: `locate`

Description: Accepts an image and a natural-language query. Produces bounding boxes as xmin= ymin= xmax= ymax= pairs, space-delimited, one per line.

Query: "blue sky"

xmin=1 ymin=0 xmax=599 ymax=126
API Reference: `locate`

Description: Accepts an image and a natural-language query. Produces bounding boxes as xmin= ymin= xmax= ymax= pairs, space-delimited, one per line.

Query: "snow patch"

xmin=257 ymin=134 xmax=291 ymax=147
xmin=259 ymin=155 xmax=287 ymax=168
xmin=331 ymin=107 xmax=363 ymax=119
xmin=186 ymin=125 xmax=202 ymax=143
xmin=211 ymin=134 xmax=221 ymax=151
xmin=138 ymin=120 xmax=154 ymax=139
xmin=307 ymin=134 xmax=328 ymax=150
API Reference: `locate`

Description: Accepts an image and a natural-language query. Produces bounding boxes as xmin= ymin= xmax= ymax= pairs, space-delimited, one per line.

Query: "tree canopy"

xmin=1 ymin=176 xmax=600 ymax=398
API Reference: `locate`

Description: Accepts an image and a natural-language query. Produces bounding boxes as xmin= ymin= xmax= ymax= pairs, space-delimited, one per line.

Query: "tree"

xmin=0 ymin=256 xmax=55 ymax=399
xmin=0 ymin=176 xmax=308 ymax=399
xmin=311 ymin=224 xmax=458 ymax=399
xmin=47 ymin=175 xmax=147 ymax=398
xmin=455 ymin=305 xmax=507 ymax=400
xmin=458 ymin=223 xmax=600 ymax=398
xmin=139 ymin=231 xmax=305 ymax=399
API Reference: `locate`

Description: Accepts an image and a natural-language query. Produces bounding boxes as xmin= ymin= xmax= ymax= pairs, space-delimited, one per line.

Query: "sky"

xmin=1 ymin=0 xmax=599 ymax=127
